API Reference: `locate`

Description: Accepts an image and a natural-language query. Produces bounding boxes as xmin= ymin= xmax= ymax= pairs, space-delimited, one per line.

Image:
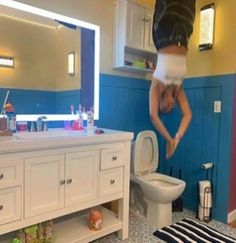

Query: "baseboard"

xmin=227 ymin=209 xmax=236 ymax=223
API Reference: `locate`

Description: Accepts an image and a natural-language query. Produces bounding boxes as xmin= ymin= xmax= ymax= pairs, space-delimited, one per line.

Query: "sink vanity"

xmin=0 ymin=129 xmax=133 ymax=242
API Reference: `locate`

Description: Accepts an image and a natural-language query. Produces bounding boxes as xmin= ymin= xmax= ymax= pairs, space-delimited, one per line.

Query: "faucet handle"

xmin=43 ymin=121 xmax=48 ymax=131
xmin=30 ymin=121 xmax=36 ymax=132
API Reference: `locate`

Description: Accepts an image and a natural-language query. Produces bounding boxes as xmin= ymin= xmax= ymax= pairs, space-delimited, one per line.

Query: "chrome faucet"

xmin=36 ymin=116 xmax=48 ymax=131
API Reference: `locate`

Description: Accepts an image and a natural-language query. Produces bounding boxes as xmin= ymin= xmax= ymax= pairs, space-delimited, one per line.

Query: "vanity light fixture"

xmin=199 ymin=3 xmax=215 ymax=51
xmin=68 ymin=52 xmax=75 ymax=76
xmin=0 ymin=56 xmax=14 ymax=67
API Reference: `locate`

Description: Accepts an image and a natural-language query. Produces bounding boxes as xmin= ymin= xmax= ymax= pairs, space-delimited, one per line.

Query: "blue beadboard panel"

xmin=0 ymin=88 xmax=81 ymax=114
xmin=97 ymin=74 xmax=155 ymax=135
xmin=98 ymin=73 xmax=235 ymax=223
xmin=0 ymin=88 xmax=56 ymax=114
xmin=56 ymin=89 xmax=81 ymax=114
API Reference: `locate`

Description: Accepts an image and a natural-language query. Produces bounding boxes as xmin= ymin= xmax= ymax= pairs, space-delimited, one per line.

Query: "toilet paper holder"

xmin=201 ymin=162 xmax=214 ymax=170
xmin=197 ymin=162 xmax=214 ymax=222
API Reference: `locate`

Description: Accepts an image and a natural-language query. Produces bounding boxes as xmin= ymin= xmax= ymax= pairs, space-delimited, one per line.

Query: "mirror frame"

xmin=0 ymin=0 xmax=100 ymax=120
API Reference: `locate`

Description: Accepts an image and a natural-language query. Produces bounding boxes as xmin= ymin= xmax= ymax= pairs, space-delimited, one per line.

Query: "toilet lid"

xmin=133 ymin=130 xmax=159 ymax=175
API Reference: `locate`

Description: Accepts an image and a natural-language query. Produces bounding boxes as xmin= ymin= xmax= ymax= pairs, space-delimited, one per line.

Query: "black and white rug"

xmin=153 ymin=218 xmax=236 ymax=243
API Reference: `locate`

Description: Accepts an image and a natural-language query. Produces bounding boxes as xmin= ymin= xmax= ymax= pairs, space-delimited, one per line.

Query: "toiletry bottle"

xmin=70 ymin=104 xmax=75 ymax=115
xmin=82 ymin=107 xmax=87 ymax=128
xmin=78 ymin=104 xmax=84 ymax=130
xmin=4 ymin=102 xmax=16 ymax=133
xmin=87 ymin=107 xmax=94 ymax=135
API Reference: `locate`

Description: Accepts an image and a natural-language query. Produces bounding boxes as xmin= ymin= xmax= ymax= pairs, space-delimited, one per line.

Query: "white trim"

xmin=16 ymin=114 xmax=88 ymax=122
xmin=0 ymin=0 xmax=100 ymax=120
xmin=227 ymin=209 xmax=236 ymax=223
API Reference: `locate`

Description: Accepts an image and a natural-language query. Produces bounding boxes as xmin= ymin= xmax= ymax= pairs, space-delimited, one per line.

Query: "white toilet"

xmin=130 ymin=130 xmax=186 ymax=228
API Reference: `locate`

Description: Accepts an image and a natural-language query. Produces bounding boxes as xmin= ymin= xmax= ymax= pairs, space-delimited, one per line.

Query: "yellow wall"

xmin=0 ymin=15 xmax=81 ymax=91
xmin=134 ymin=0 xmax=154 ymax=9
xmin=56 ymin=27 xmax=81 ymax=91
xmin=0 ymin=16 xmax=58 ymax=90
xmin=6 ymin=0 xmax=236 ymax=82
xmin=188 ymin=0 xmax=236 ymax=77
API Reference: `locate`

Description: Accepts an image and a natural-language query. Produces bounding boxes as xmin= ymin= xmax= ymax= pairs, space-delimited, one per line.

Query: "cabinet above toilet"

xmin=113 ymin=0 xmax=157 ymax=73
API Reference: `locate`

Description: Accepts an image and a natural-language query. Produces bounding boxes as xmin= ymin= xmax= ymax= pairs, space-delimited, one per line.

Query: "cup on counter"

xmin=17 ymin=121 xmax=28 ymax=132
xmin=0 ymin=117 xmax=8 ymax=131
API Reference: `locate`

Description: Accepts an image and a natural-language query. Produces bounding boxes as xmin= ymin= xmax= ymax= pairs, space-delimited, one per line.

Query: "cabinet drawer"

xmin=0 ymin=187 xmax=22 ymax=225
xmin=100 ymin=144 xmax=125 ymax=170
xmin=100 ymin=167 xmax=124 ymax=197
xmin=0 ymin=159 xmax=23 ymax=189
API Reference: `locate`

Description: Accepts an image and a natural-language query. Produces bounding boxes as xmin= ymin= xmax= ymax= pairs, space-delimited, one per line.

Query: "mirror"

xmin=0 ymin=0 xmax=100 ymax=120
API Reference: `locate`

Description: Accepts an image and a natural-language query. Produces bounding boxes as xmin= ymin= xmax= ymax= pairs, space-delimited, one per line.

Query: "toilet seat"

xmin=133 ymin=130 xmax=159 ymax=176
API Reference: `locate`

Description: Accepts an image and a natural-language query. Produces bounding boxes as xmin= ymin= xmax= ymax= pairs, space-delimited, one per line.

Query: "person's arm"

xmin=149 ymin=79 xmax=172 ymax=142
xmin=149 ymin=79 xmax=176 ymax=158
xmin=174 ymin=87 xmax=192 ymax=149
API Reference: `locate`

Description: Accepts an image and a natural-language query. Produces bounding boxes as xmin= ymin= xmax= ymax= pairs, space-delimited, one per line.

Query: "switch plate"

xmin=214 ymin=101 xmax=221 ymax=113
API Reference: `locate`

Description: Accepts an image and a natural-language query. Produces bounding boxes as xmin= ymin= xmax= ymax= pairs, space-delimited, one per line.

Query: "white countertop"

xmin=0 ymin=129 xmax=134 ymax=154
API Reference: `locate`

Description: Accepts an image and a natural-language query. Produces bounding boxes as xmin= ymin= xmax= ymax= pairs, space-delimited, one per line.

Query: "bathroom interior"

xmin=0 ymin=0 xmax=236 ymax=242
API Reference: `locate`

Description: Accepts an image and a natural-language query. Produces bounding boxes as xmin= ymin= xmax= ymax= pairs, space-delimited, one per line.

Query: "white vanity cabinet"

xmin=113 ymin=0 xmax=156 ymax=72
xmin=0 ymin=129 xmax=133 ymax=243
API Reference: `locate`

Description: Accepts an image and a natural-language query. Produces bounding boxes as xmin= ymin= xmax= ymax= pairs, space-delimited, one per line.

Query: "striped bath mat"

xmin=153 ymin=218 xmax=236 ymax=243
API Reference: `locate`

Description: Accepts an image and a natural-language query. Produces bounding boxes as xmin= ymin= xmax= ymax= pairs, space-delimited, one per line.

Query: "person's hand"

xmin=166 ymin=139 xmax=175 ymax=159
xmin=174 ymin=136 xmax=180 ymax=151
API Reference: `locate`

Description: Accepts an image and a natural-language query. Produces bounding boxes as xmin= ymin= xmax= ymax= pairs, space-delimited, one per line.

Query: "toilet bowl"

xmin=130 ymin=130 xmax=186 ymax=228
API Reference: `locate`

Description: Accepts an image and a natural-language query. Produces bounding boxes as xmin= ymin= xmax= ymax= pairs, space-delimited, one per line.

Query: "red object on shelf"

xmin=88 ymin=208 xmax=103 ymax=231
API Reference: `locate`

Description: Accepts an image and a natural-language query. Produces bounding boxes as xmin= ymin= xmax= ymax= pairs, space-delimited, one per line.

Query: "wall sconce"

xmin=68 ymin=52 xmax=75 ymax=76
xmin=199 ymin=3 xmax=215 ymax=51
xmin=0 ymin=56 xmax=14 ymax=67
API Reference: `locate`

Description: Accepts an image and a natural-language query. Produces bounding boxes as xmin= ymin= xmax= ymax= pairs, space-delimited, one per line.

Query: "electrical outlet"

xmin=214 ymin=101 xmax=221 ymax=113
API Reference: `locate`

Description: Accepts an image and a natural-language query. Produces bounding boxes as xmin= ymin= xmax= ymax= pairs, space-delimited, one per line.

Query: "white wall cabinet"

xmin=113 ymin=0 xmax=157 ymax=72
xmin=0 ymin=130 xmax=133 ymax=243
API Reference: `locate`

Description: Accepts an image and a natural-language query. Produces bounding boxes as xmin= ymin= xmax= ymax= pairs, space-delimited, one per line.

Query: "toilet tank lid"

xmin=133 ymin=130 xmax=159 ymax=175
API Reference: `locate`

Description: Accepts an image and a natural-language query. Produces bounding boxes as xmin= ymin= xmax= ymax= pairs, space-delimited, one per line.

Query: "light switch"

xmin=214 ymin=101 xmax=221 ymax=113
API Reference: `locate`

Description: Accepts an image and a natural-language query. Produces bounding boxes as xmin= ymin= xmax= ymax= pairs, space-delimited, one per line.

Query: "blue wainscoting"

xmin=56 ymin=89 xmax=81 ymax=114
xmin=0 ymin=88 xmax=81 ymax=114
xmin=98 ymin=73 xmax=235 ymax=223
xmin=0 ymin=73 xmax=235 ymax=223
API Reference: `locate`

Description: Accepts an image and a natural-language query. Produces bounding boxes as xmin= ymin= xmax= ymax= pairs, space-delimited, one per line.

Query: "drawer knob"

xmin=112 ymin=156 xmax=117 ymax=161
xmin=0 ymin=174 xmax=4 ymax=180
xmin=110 ymin=179 xmax=115 ymax=184
xmin=0 ymin=205 xmax=3 ymax=211
xmin=60 ymin=179 xmax=65 ymax=185
xmin=67 ymin=178 xmax=72 ymax=184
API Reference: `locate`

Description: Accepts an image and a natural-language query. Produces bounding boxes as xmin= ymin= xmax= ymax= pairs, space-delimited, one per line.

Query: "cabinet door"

xmin=25 ymin=154 xmax=65 ymax=218
xmin=126 ymin=1 xmax=144 ymax=50
xmin=144 ymin=9 xmax=156 ymax=53
xmin=65 ymin=150 xmax=98 ymax=206
xmin=0 ymin=187 xmax=21 ymax=225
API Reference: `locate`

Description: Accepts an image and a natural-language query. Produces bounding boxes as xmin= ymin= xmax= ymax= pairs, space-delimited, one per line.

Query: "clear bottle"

xmin=6 ymin=111 xmax=16 ymax=133
xmin=78 ymin=104 xmax=84 ymax=130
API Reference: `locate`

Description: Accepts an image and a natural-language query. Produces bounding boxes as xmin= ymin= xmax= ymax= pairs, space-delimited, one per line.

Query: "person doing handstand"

xmin=149 ymin=0 xmax=196 ymax=159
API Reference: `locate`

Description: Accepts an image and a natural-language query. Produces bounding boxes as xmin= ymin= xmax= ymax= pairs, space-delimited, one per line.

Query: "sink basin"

xmin=14 ymin=130 xmax=84 ymax=140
